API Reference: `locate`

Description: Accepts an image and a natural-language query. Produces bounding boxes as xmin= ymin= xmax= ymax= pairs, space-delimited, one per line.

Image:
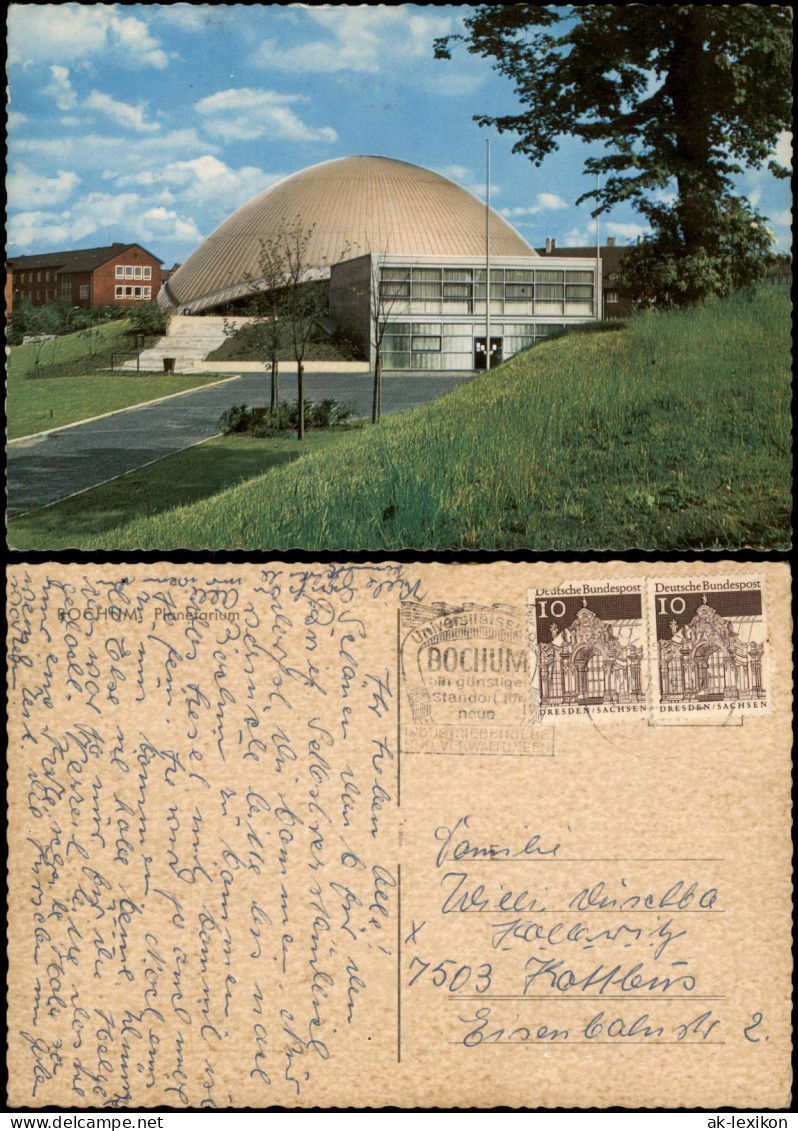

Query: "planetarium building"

xmin=159 ymin=155 xmax=600 ymax=371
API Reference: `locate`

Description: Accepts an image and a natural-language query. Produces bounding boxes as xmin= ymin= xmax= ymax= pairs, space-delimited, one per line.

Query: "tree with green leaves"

xmin=435 ymin=5 xmax=791 ymax=305
xmin=127 ymin=299 xmax=170 ymax=339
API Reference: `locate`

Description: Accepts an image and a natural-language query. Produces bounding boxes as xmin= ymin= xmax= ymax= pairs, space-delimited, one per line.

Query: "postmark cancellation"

xmin=399 ymin=599 xmax=551 ymax=756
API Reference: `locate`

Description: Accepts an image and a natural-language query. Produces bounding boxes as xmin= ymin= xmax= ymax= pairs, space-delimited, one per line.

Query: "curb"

xmin=8 ymin=375 xmax=241 ymax=445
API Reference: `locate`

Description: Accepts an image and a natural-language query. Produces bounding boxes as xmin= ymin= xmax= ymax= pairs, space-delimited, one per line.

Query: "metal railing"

xmin=111 ymin=351 xmax=141 ymax=373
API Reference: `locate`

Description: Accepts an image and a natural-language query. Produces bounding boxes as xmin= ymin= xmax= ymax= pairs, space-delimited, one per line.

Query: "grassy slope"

xmin=7 ymin=433 xmax=350 ymax=550
xmin=7 ymin=320 xmax=225 ymax=439
xmin=7 ymin=318 xmax=134 ymax=378
xmin=207 ymin=321 xmax=365 ymax=363
xmin=11 ymin=286 xmax=791 ymax=551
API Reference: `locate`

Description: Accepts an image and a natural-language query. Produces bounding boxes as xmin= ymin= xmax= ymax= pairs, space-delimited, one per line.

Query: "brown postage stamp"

xmin=529 ymin=578 xmax=647 ymax=722
xmin=649 ymin=573 xmax=769 ymax=722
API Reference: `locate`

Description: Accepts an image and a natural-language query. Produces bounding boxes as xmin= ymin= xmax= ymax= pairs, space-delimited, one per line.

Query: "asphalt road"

xmin=7 ymin=369 xmax=474 ymax=516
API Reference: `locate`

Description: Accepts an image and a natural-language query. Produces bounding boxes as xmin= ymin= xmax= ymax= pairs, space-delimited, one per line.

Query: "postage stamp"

xmin=528 ymin=579 xmax=647 ymax=722
xmin=649 ymin=573 xmax=770 ymax=722
xmin=399 ymin=599 xmax=552 ymax=756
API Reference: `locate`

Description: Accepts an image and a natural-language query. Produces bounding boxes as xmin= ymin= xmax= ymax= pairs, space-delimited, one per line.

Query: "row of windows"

xmin=17 ymin=270 xmax=56 ymax=283
xmin=16 ymin=265 xmax=154 ymax=283
xmin=14 ymin=285 xmax=150 ymax=302
xmin=380 ymin=266 xmax=595 ymax=315
xmin=115 ymin=264 xmax=152 ymax=279
xmin=115 ymin=285 xmax=152 ymax=299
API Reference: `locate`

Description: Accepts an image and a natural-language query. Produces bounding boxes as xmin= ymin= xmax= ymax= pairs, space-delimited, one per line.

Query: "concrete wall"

xmin=329 ymin=255 xmax=373 ymax=366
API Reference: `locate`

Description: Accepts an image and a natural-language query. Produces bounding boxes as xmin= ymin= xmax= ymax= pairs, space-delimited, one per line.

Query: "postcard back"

xmin=6 ymin=561 xmax=792 ymax=1108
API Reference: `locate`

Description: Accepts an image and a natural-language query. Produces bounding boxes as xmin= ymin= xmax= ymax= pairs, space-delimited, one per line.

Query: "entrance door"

xmin=474 ymin=337 xmax=503 ymax=370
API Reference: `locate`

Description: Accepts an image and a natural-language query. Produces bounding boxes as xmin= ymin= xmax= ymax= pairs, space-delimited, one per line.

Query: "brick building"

xmin=6 ymin=242 xmax=163 ymax=314
xmin=536 ymin=237 xmax=633 ymax=320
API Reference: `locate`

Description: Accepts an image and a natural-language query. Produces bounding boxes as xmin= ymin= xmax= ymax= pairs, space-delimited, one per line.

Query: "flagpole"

xmin=486 ymin=138 xmax=491 ymax=367
xmin=596 ymin=171 xmax=601 ymax=322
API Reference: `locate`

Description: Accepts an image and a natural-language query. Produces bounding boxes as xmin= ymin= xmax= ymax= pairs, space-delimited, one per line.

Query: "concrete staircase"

xmin=117 ymin=315 xmax=251 ymax=372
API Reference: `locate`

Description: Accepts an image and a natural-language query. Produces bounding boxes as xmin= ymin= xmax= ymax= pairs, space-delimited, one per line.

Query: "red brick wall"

xmin=11 ymin=266 xmax=63 ymax=307
xmin=94 ymin=247 xmax=162 ymax=308
xmin=57 ymin=271 xmax=93 ymax=307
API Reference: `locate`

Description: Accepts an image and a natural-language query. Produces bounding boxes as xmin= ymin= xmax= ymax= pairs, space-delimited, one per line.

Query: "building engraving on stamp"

xmin=532 ymin=589 xmax=645 ymax=717
xmin=658 ymin=592 xmax=766 ymax=704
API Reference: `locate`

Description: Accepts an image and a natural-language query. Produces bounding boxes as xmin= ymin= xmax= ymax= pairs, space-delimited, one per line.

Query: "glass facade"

xmin=377 ymin=261 xmax=596 ymax=370
xmin=382 ymin=321 xmax=567 ymax=371
xmin=380 ymin=265 xmax=595 ymax=319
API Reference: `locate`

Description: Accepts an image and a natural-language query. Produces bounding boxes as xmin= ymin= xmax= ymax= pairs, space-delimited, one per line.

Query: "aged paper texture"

xmin=6 ymin=561 xmax=792 ymax=1109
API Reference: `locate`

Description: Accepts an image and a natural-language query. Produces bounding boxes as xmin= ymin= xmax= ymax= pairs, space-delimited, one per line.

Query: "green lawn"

xmin=7 ymin=318 xmax=135 ymax=379
xmin=7 ymin=432 xmax=351 ymax=550
xmin=7 ymin=285 xmax=790 ymax=551
xmin=7 ymin=320 xmax=227 ymax=439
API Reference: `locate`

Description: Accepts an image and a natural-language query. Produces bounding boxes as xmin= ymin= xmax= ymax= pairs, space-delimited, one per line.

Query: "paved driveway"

xmin=7 ymin=369 xmax=474 ymax=516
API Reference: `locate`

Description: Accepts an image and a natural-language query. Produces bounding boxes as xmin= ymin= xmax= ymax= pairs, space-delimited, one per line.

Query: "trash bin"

xmin=163 ymin=357 xmax=176 ymax=373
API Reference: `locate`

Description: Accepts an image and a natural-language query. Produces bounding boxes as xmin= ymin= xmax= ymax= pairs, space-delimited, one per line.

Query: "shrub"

xmin=218 ymin=398 xmax=357 ymax=437
xmin=7 ymin=298 xmax=130 ymax=344
xmin=218 ymin=404 xmax=253 ymax=434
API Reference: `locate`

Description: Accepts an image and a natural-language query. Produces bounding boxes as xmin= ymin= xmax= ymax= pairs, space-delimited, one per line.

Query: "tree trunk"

xmin=297 ymin=361 xmax=305 ymax=440
xmin=270 ymin=349 xmax=279 ymax=413
xmin=372 ymin=353 xmax=383 ymax=424
xmin=667 ymin=8 xmax=713 ymax=274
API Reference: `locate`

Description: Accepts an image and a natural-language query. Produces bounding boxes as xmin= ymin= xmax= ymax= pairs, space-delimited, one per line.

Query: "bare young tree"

xmin=249 ymin=233 xmax=289 ymax=413
xmin=369 ymin=251 xmax=406 ymax=424
xmin=280 ymin=216 xmax=347 ymax=440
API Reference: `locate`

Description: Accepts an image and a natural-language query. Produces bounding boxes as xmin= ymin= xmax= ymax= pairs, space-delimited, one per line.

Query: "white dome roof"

xmin=160 ymin=155 xmax=537 ymax=311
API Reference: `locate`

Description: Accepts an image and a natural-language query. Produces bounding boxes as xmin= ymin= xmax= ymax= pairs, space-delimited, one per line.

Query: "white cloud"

xmin=438 ymin=164 xmax=498 ymax=201
xmin=605 ymin=220 xmax=648 ymax=241
xmin=195 ymin=88 xmax=337 ymax=143
xmin=84 ymin=90 xmax=160 ymax=133
xmin=8 ymin=5 xmax=170 ymax=69
xmin=650 ymin=186 xmax=678 ymax=206
xmin=138 ymin=207 xmax=203 ymax=242
xmin=562 ymin=219 xmax=648 ymax=247
xmin=7 ymin=209 xmax=97 ymax=248
xmin=501 ymin=194 xmax=570 ymax=217
xmin=769 ymin=208 xmax=792 ymax=228
xmin=109 ymin=13 xmax=170 ymax=69
xmin=7 ymin=163 xmax=81 ymax=209
xmin=562 ymin=221 xmax=598 ymax=247
xmin=7 ymin=111 xmax=28 ymax=129
xmin=7 ymin=189 xmax=202 ymax=250
xmin=113 ymin=155 xmax=280 ymax=212
xmin=771 ymin=131 xmax=792 ymax=171
xmin=15 ymin=129 xmax=219 ymax=170
xmin=537 ymin=193 xmax=570 ymax=212
xmin=249 ymin=7 xmax=453 ymax=75
xmin=43 ymin=65 xmax=77 ymax=111
xmin=152 ymin=4 xmax=221 ymax=33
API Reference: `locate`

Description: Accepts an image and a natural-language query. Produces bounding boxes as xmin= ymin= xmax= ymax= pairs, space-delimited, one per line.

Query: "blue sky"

xmin=7 ymin=3 xmax=792 ymax=265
